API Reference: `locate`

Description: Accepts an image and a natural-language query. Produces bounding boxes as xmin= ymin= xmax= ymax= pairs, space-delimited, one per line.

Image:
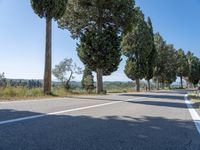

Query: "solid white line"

xmin=0 ymin=97 xmax=142 ymax=125
xmin=0 ymin=98 xmax=67 ymax=104
xmin=184 ymin=94 xmax=200 ymax=134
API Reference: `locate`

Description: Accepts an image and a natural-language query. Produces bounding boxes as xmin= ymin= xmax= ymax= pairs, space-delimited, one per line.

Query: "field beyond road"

xmin=0 ymin=90 xmax=199 ymax=150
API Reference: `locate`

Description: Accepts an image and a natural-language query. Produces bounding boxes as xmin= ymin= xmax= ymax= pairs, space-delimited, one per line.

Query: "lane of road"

xmin=0 ymin=90 xmax=199 ymax=150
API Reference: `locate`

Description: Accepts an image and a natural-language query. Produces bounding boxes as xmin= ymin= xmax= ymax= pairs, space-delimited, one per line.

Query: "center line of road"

xmin=0 ymin=97 xmax=143 ymax=125
xmin=184 ymin=94 xmax=200 ymax=135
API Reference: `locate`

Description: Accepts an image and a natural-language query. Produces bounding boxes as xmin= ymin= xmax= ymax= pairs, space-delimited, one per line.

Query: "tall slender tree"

xmin=163 ymin=44 xmax=177 ymax=88
xmin=30 ymin=0 xmax=67 ymax=94
xmin=176 ymin=49 xmax=189 ymax=88
xmin=153 ymin=33 xmax=165 ymax=90
xmin=58 ymin=0 xmax=135 ymax=93
xmin=145 ymin=17 xmax=156 ymax=91
xmin=121 ymin=8 xmax=152 ymax=92
xmin=186 ymin=51 xmax=200 ymax=87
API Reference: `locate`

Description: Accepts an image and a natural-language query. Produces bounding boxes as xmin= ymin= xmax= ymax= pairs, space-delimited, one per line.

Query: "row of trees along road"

xmin=30 ymin=0 xmax=200 ymax=94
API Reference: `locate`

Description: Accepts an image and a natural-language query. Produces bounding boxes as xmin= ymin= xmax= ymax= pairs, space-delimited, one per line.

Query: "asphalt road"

xmin=0 ymin=90 xmax=199 ymax=150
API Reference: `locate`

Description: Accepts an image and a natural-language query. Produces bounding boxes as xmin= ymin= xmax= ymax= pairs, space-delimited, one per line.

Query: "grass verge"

xmin=0 ymin=87 xmax=97 ymax=101
xmin=188 ymin=93 xmax=200 ymax=110
xmin=0 ymin=86 xmax=140 ymax=101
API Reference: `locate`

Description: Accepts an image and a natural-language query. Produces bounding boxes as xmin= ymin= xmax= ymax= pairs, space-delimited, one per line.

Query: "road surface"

xmin=0 ymin=90 xmax=199 ymax=150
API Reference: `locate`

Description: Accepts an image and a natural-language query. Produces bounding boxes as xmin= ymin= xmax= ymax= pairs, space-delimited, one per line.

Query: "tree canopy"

xmin=52 ymin=58 xmax=82 ymax=89
xmin=31 ymin=0 xmax=67 ymax=19
xmin=58 ymin=0 xmax=136 ymax=93
xmin=77 ymin=26 xmax=121 ymax=76
xmin=58 ymin=0 xmax=135 ymax=38
xmin=81 ymin=66 xmax=95 ymax=91
xmin=121 ymin=8 xmax=152 ymax=91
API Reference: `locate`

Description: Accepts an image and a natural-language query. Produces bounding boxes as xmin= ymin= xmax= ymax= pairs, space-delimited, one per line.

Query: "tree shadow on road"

xmin=127 ymin=100 xmax=188 ymax=109
xmin=120 ymin=93 xmax=184 ymax=101
xmin=0 ymin=109 xmax=199 ymax=150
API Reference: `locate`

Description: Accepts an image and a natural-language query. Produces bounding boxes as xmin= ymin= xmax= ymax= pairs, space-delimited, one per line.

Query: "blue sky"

xmin=0 ymin=0 xmax=199 ymax=81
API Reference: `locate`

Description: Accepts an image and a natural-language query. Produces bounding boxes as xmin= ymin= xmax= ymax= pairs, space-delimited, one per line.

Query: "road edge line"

xmin=184 ymin=94 xmax=200 ymax=134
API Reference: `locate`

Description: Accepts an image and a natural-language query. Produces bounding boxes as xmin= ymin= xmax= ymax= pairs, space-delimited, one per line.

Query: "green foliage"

xmin=122 ymin=8 xmax=152 ymax=81
xmin=59 ymin=0 xmax=135 ymax=74
xmin=163 ymin=44 xmax=177 ymax=84
xmin=176 ymin=49 xmax=189 ymax=77
xmin=58 ymin=0 xmax=135 ymax=93
xmin=81 ymin=66 xmax=95 ymax=91
xmin=145 ymin=17 xmax=156 ymax=81
xmin=153 ymin=32 xmax=166 ymax=82
xmin=30 ymin=0 xmax=67 ymax=19
xmin=58 ymin=0 xmax=135 ymax=38
xmin=124 ymin=58 xmax=146 ymax=80
xmin=153 ymin=33 xmax=178 ymax=86
xmin=0 ymin=72 xmax=7 ymax=88
xmin=77 ymin=27 xmax=121 ymax=76
xmin=104 ymin=81 xmax=149 ymax=93
xmin=52 ymin=58 xmax=82 ymax=89
xmin=186 ymin=51 xmax=200 ymax=85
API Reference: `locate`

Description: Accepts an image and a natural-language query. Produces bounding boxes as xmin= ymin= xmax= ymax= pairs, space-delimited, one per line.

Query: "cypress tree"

xmin=58 ymin=0 xmax=135 ymax=93
xmin=176 ymin=49 xmax=189 ymax=88
xmin=145 ymin=17 xmax=156 ymax=91
xmin=81 ymin=66 xmax=95 ymax=92
xmin=121 ymin=8 xmax=152 ymax=92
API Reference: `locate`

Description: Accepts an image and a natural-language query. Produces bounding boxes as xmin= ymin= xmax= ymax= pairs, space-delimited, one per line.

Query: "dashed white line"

xmin=0 ymin=97 xmax=143 ymax=125
xmin=184 ymin=94 xmax=200 ymax=134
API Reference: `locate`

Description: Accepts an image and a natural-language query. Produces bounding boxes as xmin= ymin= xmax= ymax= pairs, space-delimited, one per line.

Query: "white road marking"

xmin=0 ymin=98 xmax=67 ymax=104
xmin=184 ymin=94 xmax=200 ymax=134
xmin=0 ymin=97 xmax=143 ymax=125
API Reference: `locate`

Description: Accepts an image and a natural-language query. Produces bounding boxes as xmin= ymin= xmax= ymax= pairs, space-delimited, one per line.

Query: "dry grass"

xmin=0 ymin=87 xmax=45 ymax=100
xmin=0 ymin=86 xmax=145 ymax=101
xmin=188 ymin=93 xmax=200 ymax=110
xmin=0 ymin=86 xmax=97 ymax=101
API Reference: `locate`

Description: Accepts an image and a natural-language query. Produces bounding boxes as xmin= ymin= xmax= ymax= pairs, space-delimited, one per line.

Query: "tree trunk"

xmin=44 ymin=18 xmax=52 ymax=95
xmin=180 ymin=76 xmax=183 ymax=88
xmin=156 ymin=78 xmax=159 ymax=90
xmin=136 ymin=79 xmax=140 ymax=92
xmin=147 ymin=80 xmax=151 ymax=91
xmin=162 ymin=82 xmax=165 ymax=89
xmin=96 ymin=68 xmax=103 ymax=94
xmin=167 ymin=83 xmax=170 ymax=89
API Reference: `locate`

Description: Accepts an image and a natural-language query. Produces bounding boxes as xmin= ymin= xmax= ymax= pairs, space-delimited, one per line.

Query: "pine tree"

xmin=30 ymin=0 xmax=67 ymax=94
